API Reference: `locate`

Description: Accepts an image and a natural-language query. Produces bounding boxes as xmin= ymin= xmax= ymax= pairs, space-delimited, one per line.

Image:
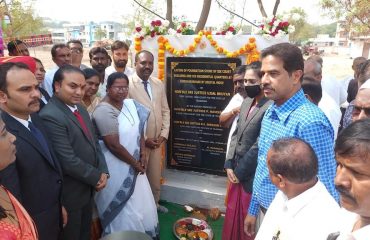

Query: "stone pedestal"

xmin=160 ymin=169 xmax=227 ymax=212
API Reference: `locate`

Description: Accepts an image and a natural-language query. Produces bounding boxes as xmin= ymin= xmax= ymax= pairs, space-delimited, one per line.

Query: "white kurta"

xmin=221 ymin=93 xmax=244 ymax=156
xmin=256 ymin=180 xmax=341 ymax=240
xmin=336 ymin=208 xmax=370 ymax=240
xmin=319 ymin=91 xmax=342 ymax=139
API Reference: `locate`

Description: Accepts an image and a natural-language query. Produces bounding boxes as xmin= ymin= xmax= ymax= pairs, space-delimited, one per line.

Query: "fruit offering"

xmin=174 ymin=217 xmax=213 ymax=240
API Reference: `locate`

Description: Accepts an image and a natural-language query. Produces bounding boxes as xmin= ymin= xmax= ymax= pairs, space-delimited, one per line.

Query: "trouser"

xmin=255 ymin=208 xmax=266 ymax=234
xmin=59 ymin=199 xmax=93 ymax=240
xmin=146 ymin=145 xmax=163 ymax=205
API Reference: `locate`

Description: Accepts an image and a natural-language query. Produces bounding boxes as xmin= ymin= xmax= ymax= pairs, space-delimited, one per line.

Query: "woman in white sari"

xmin=92 ymin=72 xmax=159 ymax=238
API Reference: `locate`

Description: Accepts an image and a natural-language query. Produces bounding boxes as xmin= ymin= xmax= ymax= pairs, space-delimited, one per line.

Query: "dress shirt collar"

xmin=337 ymin=210 xmax=370 ymax=240
xmin=351 ymin=224 xmax=370 ymax=239
xmin=267 ymin=88 xmax=306 ymax=123
xmin=66 ymin=104 xmax=78 ymax=112
xmin=9 ymin=113 xmax=32 ymax=130
xmin=283 ymin=179 xmax=322 ymax=218
xmin=140 ymin=78 xmax=151 ymax=85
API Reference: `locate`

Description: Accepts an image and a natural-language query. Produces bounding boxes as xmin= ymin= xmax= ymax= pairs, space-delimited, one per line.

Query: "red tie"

xmin=73 ymin=110 xmax=91 ymax=139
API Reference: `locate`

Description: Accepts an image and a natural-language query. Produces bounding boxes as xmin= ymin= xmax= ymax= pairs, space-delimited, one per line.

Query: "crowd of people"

xmin=220 ymin=42 xmax=370 ymax=240
xmin=0 ymin=39 xmax=170 ymax=239
xmin=0 ymin=38 xmax=369 ymax=240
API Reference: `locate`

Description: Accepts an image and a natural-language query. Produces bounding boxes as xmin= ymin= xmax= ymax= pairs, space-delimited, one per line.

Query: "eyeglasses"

xmin=112 ymin=86 xmax=129 ymax=91
xmin=70 ymin=48 xmax=83 ymax=54
xmin=352 ymin=105 xmax=370 ymax=117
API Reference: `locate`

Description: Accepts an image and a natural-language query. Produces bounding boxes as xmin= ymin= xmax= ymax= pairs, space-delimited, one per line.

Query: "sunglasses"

xmin=352 ymin=106 xmax=370 ymax=117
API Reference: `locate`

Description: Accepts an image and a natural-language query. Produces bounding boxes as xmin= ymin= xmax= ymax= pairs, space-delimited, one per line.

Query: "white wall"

xmin=350 ymin=40 xmax=364 ymax=58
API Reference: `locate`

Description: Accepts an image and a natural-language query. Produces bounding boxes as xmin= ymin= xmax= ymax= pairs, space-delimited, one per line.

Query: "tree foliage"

xmin=94 ymin=28 xmax=107 ymax=40
xmin=285 ymin=7 xmax=311 ymax=43
xmin=3 ymin=0 xmax=46 ymax=38
xmin=320 ymin=0 xmax=370 ymax=35
xmin=284 ymin=8 xmax=336 ymax=44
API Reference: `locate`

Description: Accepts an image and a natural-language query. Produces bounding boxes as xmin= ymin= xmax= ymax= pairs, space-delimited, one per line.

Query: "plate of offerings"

xmin=173 ymin=217 xmax=213 ymax=240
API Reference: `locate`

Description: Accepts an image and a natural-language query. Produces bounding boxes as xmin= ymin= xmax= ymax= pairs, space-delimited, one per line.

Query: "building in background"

xmin=50 ymin=21 xmax=124 ymax=46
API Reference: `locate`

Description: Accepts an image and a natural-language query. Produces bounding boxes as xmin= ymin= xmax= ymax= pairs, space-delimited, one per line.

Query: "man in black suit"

xmin=222 ymin=62 xmax=272 ymax=239
xmin=0 ymin=62 xmax=64 ymax=239
xmin=39 ymin=64 xmax=108 ymax=240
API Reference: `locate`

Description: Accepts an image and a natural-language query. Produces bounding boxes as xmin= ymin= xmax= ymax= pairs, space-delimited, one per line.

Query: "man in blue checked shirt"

xmin=244 ymin=43 xmax=339 ymax=237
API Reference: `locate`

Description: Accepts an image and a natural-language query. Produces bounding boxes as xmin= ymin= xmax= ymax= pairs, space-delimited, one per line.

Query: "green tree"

xmin=122 ymin=0 xmax=160 ymax=37
xmin=3 ymin=0 xmax=46 ymax=38
xmin=316 ymin=22 xmax=337 ymax=37
xmin=94 ymin=28 xmax=107 ymax=40
xmin=320 ymin=0 xmax=370 ymax=35
xmin=283 ymin=7 xmax=315 ymax=43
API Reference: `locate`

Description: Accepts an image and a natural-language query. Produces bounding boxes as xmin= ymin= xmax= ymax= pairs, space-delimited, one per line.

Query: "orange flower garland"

xmin=134 ymin=37 xmax=142 ymax=52
xmin=135 ymin=32 xmax=260 ymax=80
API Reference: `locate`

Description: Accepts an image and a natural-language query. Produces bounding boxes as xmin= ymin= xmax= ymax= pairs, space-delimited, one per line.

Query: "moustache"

xmin=28 ymin=100 xmax=39 ymax=107
xmin=335 ymin=185 xmax=357 ymax=202
xmin=261 ymin=83 xmax=274 ymax=91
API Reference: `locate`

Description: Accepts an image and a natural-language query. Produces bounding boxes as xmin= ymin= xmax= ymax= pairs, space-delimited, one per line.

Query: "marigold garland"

xmin=135 ymin=31 xmax=260 ymax=81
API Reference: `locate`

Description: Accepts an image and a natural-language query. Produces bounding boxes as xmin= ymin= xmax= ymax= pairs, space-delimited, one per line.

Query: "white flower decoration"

xmin=163 ymin=20 xmax=170 ymax=27
xmin=225 ymin=31 xmax=234 ymax=39
xmin=288 ymin=25 xmax=295 ymax=33
xmin=168 ymin=28 xmax=177 ymax=35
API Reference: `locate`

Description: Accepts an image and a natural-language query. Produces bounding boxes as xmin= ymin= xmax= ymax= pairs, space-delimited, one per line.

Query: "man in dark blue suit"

xmin=0 ymin=62 xmax=65 ymax=239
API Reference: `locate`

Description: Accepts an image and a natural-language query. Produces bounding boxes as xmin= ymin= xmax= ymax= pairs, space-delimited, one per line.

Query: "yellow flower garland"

xmin=135 ymin=31 xmax=260 ymax=81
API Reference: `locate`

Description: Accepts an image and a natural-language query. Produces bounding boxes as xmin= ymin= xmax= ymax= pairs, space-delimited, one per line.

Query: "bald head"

xmin=267 ymin=137 xmax=318 ymax=184
xmin=352 ymin=88 xmax=370 ymax=122
xmin=358 ymin=60 xmax=370 ymax=87
xmin=353 ymin=57 xmax=367 ymax=78
xmin=304 ymin=59 xmax=322 ymax=82
xmin=307 ymin=55 xmax=323 ymax=67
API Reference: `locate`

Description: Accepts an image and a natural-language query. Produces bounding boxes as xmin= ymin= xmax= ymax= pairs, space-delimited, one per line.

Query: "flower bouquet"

xmin=134 ymin=19 xmax=169 ymax=40
xmin=258 ymin=16 xmax=295 ymax=39
xmin=168 ymin=22 xmax=195 ymax=36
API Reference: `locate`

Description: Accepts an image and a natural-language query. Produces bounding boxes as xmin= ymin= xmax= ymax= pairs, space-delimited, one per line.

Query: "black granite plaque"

xmin=166 ymin=57 xmax=241 ymax=175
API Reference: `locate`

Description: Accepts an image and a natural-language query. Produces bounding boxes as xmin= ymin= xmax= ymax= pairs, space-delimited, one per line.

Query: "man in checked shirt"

xmin=244 ymin=43 xmax=339 ymax=237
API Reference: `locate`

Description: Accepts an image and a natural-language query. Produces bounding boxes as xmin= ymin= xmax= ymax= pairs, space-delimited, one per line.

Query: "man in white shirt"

xmin=67 ymin=40 xmax=89 ymax=70
xmin=99 ymin=40 xmax=135 ymax=97
xmin=307 ymin=55 xmax=347 ymax=106
xmin=42 ymin=43 xmax=71 ymax=96
xmin=255 ymin=137 xmax=340 ymax=240
xmin=328 ymin=118 xmax=370 ymax=240
xmin=304 ymin=59 xmax=342 ymax=138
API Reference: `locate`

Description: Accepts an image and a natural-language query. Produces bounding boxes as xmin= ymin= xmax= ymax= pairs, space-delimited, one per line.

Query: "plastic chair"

xmin=100 ymin=231 xmax=152 ymax=240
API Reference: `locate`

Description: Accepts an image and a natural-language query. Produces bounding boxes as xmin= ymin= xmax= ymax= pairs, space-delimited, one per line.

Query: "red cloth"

xmin=0 ymin=56 xmax=36 ymax=73
xmin=73 ymin=110 xmax=91 ymax=139
xmin=0 ymin=186 xmax=38 ymax=240
xmin=222 ymin=183 xmax=254 ymax=240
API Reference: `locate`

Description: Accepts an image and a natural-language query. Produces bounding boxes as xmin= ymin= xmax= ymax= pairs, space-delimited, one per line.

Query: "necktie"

xmin=39 ymin=87 xmax=50 ymax=101
xmin=143 ymin=81 xmax=151 ymax=99
xmin=28 ymin=121 xmax=52 ymax=161
xmin=73 ymin=110 xmax=91 ymax=139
